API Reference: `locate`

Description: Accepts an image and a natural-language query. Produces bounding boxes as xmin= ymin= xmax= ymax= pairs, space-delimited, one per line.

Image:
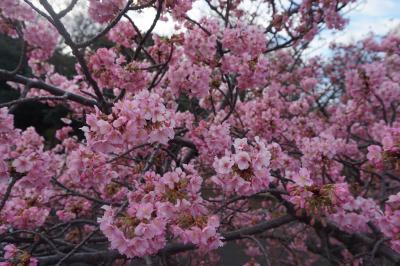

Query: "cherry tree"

xmin=0 ymin=0 xmax=400 ymax=265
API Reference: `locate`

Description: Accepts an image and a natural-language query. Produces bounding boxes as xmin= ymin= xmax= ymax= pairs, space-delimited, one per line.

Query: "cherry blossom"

xmin=0 ymin=0 xmax=399 ymax=265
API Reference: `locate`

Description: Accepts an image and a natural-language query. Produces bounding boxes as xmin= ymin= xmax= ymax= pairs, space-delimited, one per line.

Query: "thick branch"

xmin=0 ymin=70 xmax=97 ymax=107
xmin=269 ymin=188 xmax=400 ymax=265
xmin=38 ymin=215 xmax=294 ymax=264
xmin=0 ymin=95 xmax=68 ymax=108
xmin=38 ymin=0 xmax=108 ymax=112
xmin=133 ymin=0 xmax=163 ymax=60
xmin=76 ymin=0 xmax=135 ymax=48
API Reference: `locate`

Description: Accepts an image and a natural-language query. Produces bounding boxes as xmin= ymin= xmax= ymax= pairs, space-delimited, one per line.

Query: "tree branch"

xmin=37 ymin=215 xmax=295 ymax=264
xmin=38 ymin=0 xmax=109 ymax=112
xmin=0 ymin=69 xmax=98 ymax=107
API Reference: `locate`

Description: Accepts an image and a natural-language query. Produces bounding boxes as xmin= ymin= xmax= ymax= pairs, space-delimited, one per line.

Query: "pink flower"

xmin=213 ymin=156 xmax=233 ymax=174
xmin=212 ymin=136 xmax=272 ymax=196
xmin=98 ymin=195 xmax=170 ymax=258
xmin=0 ymin=158 xmax=8 ymax=178
xmin=96 ymin=119 xmax=112 ymax=135
xmin=0 ymin=107 xmax=14 ymax=133
xmin=108 ymin=21 xmax=136 ymax=48
xmin=292 ymin=168 xmax=313 ymax=187
xmin=1 ymin=244 xmax=37 ymax=266
xmin=382 ymin=135 xmax=394 ymax=151
xmin=23 ymin=21 xmax=58 ymax=61
xmin=3 ymin=244 xmax=17 ymax=260
xmin=88 ymin=0 xmax=126 ymax=23
xmin=233 ymin=138 xmax=248 ymax=151
xmin=253 ymin=139 xmax=271 ymax=170
xmin=135 ymin=203 xmax=154 ymax=220
xmin=12 ymin=156 xmax=33 ymax=173
xmin=367 ymin=145 xmax=383 ymax=167
xmin=172 ymin=214 xmax=223 ymax=251
xmin=234 ymin=151 xmax=251 ymax=170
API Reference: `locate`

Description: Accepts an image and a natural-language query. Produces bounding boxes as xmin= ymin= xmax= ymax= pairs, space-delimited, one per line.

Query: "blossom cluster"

xmin=88 ymin=0 xmax=126 ymax=23
xmin=0 ymin=109 xmax=58 ymax=232
xmin=0 ymin=244 xmax=37 ymax=266
xmin=212 ymin=137 xmax=272 ymax=196
xmin=24 ymin=21 xmax=59 ymax=62
xmin=99 ymin=167 xmax=223 ymax=257
xmin=88 ymin=48 xmax=150 ymax=92
xmin=221 ymin=23 xmax=269 ymax=90
xmin=108 ymin=21 xmax=137 ymax=48
xmin=285 ymin=168 xmax=351 ymax=217
xmin=378 ymin=192 xmax=400 ymax=253
xmin=83 ymin=90 xmax=175 ymax=153
xmin=330 ymin=196 xmax=382 ymax=233
xmin=188 ymin=121 xmax=232 ymax=165
xmin=2 ymin=0 xmax=400 ymax=264
xmin=367 ymin=127 xmax=400 ymax=171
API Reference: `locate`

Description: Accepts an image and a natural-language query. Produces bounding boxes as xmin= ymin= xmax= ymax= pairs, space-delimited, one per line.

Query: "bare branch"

xmin=133 ymin=0 xmax=163 ymax=60
xmin=57 ymin=0 xmax=78 ymax=19
xmin=0 ymin=69 xmax=98 ymax=107
xmin=38 ymin=0 xmax=109 ymax=112
xmin=0 ymin=95 xmax=68 ymax=108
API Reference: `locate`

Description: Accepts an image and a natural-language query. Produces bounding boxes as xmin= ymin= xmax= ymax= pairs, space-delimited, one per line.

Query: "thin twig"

xmin=55 ymin=229 xmax=99 ymax=266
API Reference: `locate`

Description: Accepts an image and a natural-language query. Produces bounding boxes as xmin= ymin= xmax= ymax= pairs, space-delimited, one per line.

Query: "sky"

xmin=306 ymin=0 xmax=400 ymax=56
xmin=130 ymin=0 xmax=400 ymax=57
xmin=39 ymin=0 xmax=400 ymax=57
